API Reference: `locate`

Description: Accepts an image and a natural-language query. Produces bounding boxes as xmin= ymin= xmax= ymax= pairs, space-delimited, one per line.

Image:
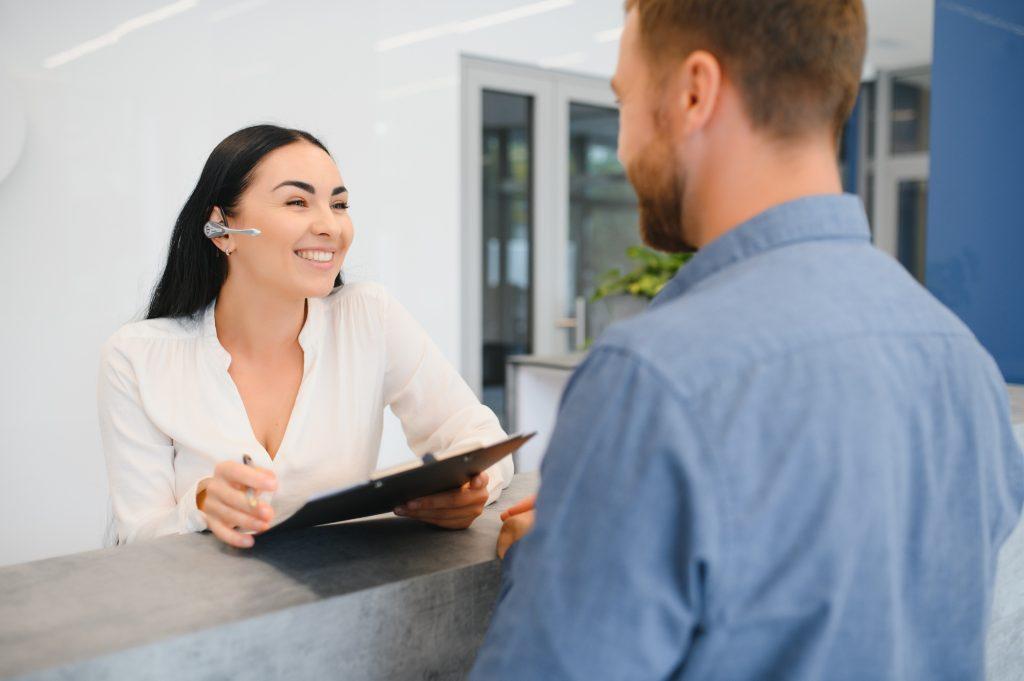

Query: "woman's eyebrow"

xmin=273 ymin=180 xmax=316 ymax=193
xmin=271 ymin=180 xmax=347 ymax=196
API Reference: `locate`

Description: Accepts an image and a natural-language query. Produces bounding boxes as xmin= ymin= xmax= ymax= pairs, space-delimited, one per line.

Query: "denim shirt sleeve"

xmin=470 ymin=347 xmax=722 ymax=680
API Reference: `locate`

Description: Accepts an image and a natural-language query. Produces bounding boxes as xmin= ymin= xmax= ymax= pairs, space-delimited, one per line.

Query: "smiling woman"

xmin=98 ymin=125 xmax=513 ymax=548
xmin=147 ymin=126 xmax=346 ymax=319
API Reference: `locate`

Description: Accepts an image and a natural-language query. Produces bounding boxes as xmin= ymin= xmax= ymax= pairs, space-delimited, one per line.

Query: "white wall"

xmin=0 ymin=0 xmax=932 ymax=566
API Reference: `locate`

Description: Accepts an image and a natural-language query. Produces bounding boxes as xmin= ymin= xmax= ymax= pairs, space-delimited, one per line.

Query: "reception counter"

xmin=6 ymin=410 xmax=1024 ymax=680
xmin=0 ymin=474 xmax=538 ymax=681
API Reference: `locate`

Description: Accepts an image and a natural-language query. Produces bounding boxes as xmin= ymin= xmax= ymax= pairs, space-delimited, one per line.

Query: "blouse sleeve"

xmin=97 ymin=336 xmax=208 ymax=543
xmin=381 ymin=291 xmax=513 ymax=503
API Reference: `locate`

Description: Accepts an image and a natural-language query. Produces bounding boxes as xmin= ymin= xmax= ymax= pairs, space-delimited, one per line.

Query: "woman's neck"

xmin=214 ymin=275 xmax=306 ymax=358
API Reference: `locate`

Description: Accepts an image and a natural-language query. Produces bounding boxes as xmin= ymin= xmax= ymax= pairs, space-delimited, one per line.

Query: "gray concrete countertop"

xmin=0 ymin=474 xmax=539 ymax=681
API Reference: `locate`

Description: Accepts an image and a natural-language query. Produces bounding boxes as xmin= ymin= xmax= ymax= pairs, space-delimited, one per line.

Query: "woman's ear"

xmin=206 ymin=207 xmax=235 ymax=256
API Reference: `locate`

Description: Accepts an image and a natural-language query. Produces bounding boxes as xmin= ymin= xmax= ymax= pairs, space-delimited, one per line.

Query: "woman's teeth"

xmin=295 ymin=250 xmax=333 ymax=263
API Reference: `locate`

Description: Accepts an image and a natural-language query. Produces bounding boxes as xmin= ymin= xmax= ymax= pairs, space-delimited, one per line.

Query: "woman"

xmin=98 ymin=125 xmax=512 ymax=548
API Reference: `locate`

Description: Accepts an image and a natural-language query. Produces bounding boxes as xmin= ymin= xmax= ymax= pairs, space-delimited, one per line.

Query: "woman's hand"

xmin=497 ymin=494 xmax=536 ymax=559
xmin=394 ymin=472 xmax=489 ymax=529
xmin=197 ymin=460 xmax=277 ymax=548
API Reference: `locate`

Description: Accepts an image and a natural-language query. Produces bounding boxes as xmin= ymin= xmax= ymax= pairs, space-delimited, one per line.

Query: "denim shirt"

xmin=471 ymin=194 xmax=1024 ymax=680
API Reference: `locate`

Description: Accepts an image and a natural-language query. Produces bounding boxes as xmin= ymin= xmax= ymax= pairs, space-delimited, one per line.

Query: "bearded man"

xmin=470 ymin=1 xmax=1024 ymax=679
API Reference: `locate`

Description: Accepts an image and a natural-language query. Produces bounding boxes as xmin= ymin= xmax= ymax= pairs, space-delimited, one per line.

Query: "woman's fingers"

xmin=204 ymin=497 xmax=270 ymax=534
xmin=397 ymin=496 xmax=486 ymax=528
xmin=206 ymin=515 xmax=255 ymax=549
xmin=214 ymin=460 xmax=277 ymax=492
xmin=391 ymin=472 xmax=493 ymax=529
xmin=401 ymin=476 xmax=488 ymax=513
xmin=206 ymin=478 xmax=275 ymax=522
xmin=500 ymin=494 xmax=537 ymax=521
xmin=199 ymin=458 xmax=278 ymax=548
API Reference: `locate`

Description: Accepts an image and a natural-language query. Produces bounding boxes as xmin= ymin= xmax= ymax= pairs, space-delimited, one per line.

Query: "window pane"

xmin=897 ymin=179 xmax=928 ymax=283
xmin=567 ymin=102 xmax=638 ymax=345
xmin=890 ymin=71 xmax=931 ymax=155
xmin=481 ymin=90 xmax=533 ymax=425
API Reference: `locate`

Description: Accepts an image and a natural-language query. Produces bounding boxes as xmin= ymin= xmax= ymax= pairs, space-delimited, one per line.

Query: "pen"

xmin=242 ymin=454 xmax=258 ymax=509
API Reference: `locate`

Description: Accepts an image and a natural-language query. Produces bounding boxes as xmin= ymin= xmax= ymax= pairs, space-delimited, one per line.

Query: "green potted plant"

xmin=593 ymin=245 xmax=692 ymax=302
xmin=585 ymin=246 xmax=692 ymax=345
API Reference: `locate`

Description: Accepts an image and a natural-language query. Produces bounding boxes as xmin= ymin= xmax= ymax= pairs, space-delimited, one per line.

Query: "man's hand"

xmin=394 ymin=472 xmax=489 ymax=529
xmin=497 ymin=494 xmax=536 ymax=559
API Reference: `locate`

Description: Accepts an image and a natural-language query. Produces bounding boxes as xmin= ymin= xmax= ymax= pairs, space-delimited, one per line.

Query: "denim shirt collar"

xmin=652 ymin=193 xmax=870 ymax=307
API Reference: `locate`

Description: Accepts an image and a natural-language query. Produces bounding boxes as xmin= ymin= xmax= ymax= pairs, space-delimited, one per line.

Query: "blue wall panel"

xmin=926 ymin=0 xmax=1024 ymax=382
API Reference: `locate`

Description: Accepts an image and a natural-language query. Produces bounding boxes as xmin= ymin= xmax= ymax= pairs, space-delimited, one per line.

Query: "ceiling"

xmin=0 ymin=0 xmax=935 ymax=80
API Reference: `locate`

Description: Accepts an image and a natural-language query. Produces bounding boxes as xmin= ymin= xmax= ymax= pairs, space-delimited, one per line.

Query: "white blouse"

xmin=98 ymin=282 xmax=512 ymax=544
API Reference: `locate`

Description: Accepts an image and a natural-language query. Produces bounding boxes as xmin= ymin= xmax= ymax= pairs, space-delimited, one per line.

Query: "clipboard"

xmin=267 ymin=432 xmax=536 ymax=533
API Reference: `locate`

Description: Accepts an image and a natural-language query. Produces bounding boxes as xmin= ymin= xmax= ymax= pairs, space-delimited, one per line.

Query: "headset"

xmin=203 ymin=218 xmax=261 ymax=239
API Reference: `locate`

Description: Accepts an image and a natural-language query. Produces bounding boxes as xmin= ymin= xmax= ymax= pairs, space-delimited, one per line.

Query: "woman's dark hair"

xmin=146 ymin=124 xmax=341 ymax=320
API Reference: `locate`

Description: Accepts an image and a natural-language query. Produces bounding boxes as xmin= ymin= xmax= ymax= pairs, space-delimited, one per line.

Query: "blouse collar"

xmin=201 ymin=297 xmax=324 ymax=369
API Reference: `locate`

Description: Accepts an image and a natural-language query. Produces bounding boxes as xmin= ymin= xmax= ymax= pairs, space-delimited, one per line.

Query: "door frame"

xmin=460 ymin=55 xmax=616 ymax=395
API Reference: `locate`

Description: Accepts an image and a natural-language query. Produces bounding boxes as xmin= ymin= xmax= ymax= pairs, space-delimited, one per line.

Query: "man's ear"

xmin=675 ymin=50 xmax=722 ymax=135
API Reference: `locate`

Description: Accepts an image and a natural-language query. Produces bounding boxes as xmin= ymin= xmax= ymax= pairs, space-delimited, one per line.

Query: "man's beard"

xmin=625 ymin=135 xmax=695 ymax=254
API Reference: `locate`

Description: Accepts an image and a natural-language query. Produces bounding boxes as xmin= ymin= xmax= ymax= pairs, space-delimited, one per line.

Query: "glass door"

xmin=555 ymin=90 xmax=639 ymax=353
xmin=461 ymin=58 xmax=640 ymax=415
xmin=480 ymin=90 xmax=534 ymax=420
xmin=460 ymin=58 xmax=555 ymax=424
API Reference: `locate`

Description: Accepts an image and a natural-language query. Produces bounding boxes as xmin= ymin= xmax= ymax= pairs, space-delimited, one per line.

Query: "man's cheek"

xmin=618 ymin=107 xmax=651 ymax=167
xmin=618 ymin=117 xmax=637 ymax=167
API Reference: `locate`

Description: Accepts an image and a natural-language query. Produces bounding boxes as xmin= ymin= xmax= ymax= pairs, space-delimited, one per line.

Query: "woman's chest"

xmin=228 ymin=351 xmax=304 ymax=460
xmin=138 ymin=343 xmax=388 ymax=469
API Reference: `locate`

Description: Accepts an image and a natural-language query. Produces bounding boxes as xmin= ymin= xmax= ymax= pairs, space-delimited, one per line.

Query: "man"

xmin=470 ymin=1 xmax=1024 ymax=679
